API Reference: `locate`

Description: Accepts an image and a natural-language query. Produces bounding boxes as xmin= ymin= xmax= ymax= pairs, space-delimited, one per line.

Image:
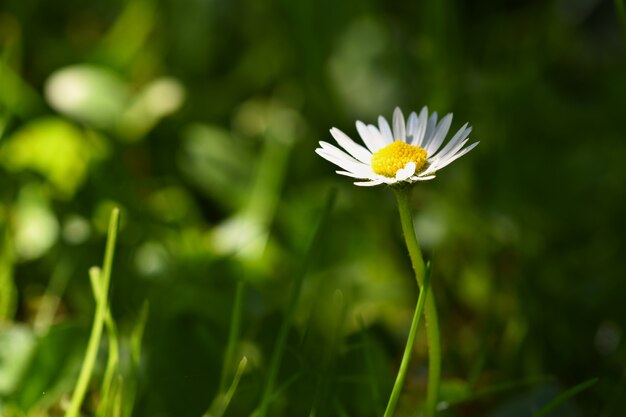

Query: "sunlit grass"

xmin=0 ymin=0 xmax=622 ymax=415
xmin=65 ymin=208 xmax=119 ymax=417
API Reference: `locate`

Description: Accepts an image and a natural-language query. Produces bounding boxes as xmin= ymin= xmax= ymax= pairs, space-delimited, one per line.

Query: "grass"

xmin=65 ymin=208 xmax=120 ymax=417
xmin=1 ymin=0 xmax=622 ymax=415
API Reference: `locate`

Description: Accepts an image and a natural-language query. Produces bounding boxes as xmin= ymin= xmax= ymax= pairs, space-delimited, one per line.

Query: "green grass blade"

xmin=440 ymin=376 xmax=554 ymax=409
xmin=123 ymin=300 xmax=149 ymax=417
xmin=112 ymin=376 xmax=124 ymax=417
xmin=0 ymin=224 xmax=17 ymax=322
xmin=532 ymin=377 xmax=598 ymax=417
xmin=33 ymin=260 xmax=72 ymax=333
xmin=88 ymin=267 xmax=121 ymax=417
xmin=65 ymin=208 xmax=120 ymax=417
xmin=219 ymin=279 xmax=246 ymax=392
xmin=130 ymin=301 xmax=149 ymax=366
xmin=205 ymin=356 xmax=248 ymax=417
xmin=253 ymin=188 xmax=336 ymax=417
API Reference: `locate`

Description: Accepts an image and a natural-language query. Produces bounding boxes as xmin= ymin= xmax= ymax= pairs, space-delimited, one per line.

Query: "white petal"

xmin=433 ymin=137 xmax=469 ymax=164
xmin=395 ymin=161 xmax=416 ymax=181
xmin=422 ymin=138 xmax=474 ymax=176
xmin=316 ymin=147 xmax=372 ymax=177
xmin=336 ymin=170 xmax=374 ymax=179
xmin=410 ymin=175 xmax=436 ymax=181
xmin=424 ymin=141 xmax=465 ymax=173
xmin=424 ymin=113 xmax=452 ymax=155
xmin=406 ymin=112 xmax=418 ymax=143
xmin=318 ymin=141 xmax=357 ymax=162
xmin=378 ymin=115 xmax=393 ymax=142
xmin=330 ymin=128 xmax=372 ymax=164
xmin=367 ymin=124 xmax=392 ymax=147
xmin=354 ymin=179 xmax=385 ymax=187
xmin=356 ymin=121 xmax=386 ymax=152
xmin=431 ymin=124 xmax=471 ymax=159
xmin=412 ymin=106 xmax=429 ymax=147
xmin=392 ymin=107 xmax=406 ymax=141
xmin=433 ymin=141 xmax=479 ymax=171
xmin=424 ymin=111 xmax=439 ymax=140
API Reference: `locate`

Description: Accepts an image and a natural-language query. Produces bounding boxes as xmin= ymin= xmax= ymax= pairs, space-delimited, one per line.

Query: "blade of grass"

xmin=204 ymin=356 xmax=249 ymax=417
xmin=33 ymin=260 xmax=72 ymax=333
xmin=65 ymin=208 xmax=120 ymax=417
xmin=439 ymin=375 xmax=554 ymax=410
xmin=0 ymin=224 xmax=17 ymax=321
xmin=123 ymin=301 xmax=149 ymax=417
xmin=89 ymin=267 xmax=121 ymax=417
xmin=219 ymin=279 xmax=246 ymax=392
xmin=111 ymin=376 xmax=124 ymax=417
xmin=466 ymin=339 xmax=488 ymax=390
xmin=253 ymin=188 xmax=336 ymax=417
xmin=270 ymin=372 xmax=303 ymax=403
xmin=384 ymin=262 xmax=431 ymax=417
xmin=532 ymin=377 xmax=598 ymax=417
xmin=601 ymin=363 xmax=626 ymax=416
xmin=130 ymin=301 xmax=149 ymax=366
xmin=99 ymin=0 xmax=156 ymax=68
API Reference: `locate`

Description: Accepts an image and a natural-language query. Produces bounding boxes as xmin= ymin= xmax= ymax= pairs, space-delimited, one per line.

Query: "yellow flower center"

xmin=371 ymin=141 xmax=428 ymax=178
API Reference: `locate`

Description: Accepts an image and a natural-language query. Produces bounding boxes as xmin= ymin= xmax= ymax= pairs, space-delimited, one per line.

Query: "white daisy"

xmin=315 ymin=107 xmax=479 ymax=186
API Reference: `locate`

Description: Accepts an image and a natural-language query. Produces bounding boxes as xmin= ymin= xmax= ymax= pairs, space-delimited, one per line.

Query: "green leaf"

xmin=0 ymin=118 xmax=108 ymax=198
xmin=532 ymin=378 xmax=598 ymax=417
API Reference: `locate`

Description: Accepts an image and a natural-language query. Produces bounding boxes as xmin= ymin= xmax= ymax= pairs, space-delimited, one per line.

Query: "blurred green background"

xmin=1 ymin=0 xmax=625 ymax=416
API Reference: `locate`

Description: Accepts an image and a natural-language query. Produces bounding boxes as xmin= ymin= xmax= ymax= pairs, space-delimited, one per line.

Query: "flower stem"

xmin=384 ymin=262 xmax=430 ymax=417
xmin=393 ymin=188 xmax=441 ymax=417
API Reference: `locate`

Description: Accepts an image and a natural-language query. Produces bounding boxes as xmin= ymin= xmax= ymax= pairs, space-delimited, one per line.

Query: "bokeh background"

xmin=1 ymin=0 xmax=625 ymax=416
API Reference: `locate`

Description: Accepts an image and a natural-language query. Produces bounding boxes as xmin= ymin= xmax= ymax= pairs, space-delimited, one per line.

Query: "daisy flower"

xmin=316 ymin=107 xmax=478 ymax=186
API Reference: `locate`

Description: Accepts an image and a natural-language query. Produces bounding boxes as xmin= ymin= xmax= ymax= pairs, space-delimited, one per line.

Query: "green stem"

xmin=206 ymin=357 xmax=249 ymax=417
xmin=384 ymin=263 xmax=431 ymax=417
xmin=393 ymin=189 xmax=441 ymax=417
xmin=65 ymin=208 xmax=120 ymax=417
xmin=89 ymin=267 xmax=120 ymax=417
xmin=219 ymin=279 xmax=246 ymax=392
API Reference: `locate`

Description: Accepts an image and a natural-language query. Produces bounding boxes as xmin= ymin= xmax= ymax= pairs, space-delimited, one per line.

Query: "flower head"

xmin=316 ymin=107 xmax=478 ymax=186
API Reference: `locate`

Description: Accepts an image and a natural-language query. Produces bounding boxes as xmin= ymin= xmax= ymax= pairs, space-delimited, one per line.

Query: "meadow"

xmin=1 ymin=0 xmax=626 ymax=416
